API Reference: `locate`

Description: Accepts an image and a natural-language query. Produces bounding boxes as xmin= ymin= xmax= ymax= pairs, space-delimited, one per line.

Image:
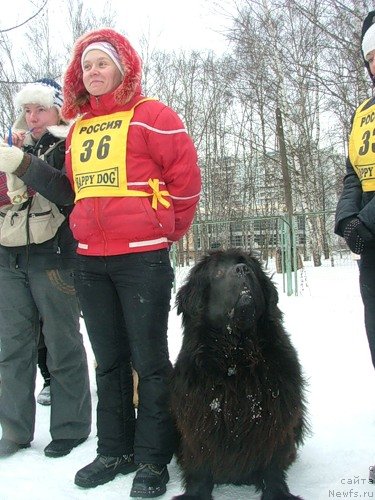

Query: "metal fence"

xmin=170 ymin=211 xmax=356 ymax=295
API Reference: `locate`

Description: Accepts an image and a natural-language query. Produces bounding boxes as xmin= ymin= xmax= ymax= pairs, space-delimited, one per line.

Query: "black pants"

xmin=359 ymin=252 xmax=375 ymax=369
xmin=74 ymin=250 xmax=176 ymax=464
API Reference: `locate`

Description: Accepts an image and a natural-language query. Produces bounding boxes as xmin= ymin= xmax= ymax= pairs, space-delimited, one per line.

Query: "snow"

xmin=1 ymin=258 xmax=375 ymax=500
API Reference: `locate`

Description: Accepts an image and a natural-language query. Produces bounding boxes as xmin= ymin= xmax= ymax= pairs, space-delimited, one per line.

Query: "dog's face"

xmin=206 ymin=253 xmax=264 ymax=328
xmin=177 ymin=249 xmax=279 ymax=331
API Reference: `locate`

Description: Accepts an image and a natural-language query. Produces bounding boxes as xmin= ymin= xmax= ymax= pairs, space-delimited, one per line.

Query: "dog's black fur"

xmin=170 ymin=249 xmax=307 ymax=500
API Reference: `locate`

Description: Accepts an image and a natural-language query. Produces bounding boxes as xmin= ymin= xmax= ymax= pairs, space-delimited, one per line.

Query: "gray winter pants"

xmin=0 ymin=260 xmax=92 ymax=445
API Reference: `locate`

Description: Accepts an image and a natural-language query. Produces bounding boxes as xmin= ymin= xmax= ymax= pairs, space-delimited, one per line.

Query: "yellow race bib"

xmin=348 ymin=98 xmax=375 ymax=192
xmin=71 ymin=100 xmax=171 ymax=208
xmin=71 ymin=110 xmax=131 ymax=200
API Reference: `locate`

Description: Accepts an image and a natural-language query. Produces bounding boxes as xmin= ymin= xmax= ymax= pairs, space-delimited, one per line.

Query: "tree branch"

xmin=0 ymin=0 xmax=48 ymax=33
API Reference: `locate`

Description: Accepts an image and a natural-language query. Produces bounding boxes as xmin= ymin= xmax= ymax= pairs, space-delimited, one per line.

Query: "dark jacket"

xmin=335 ymin=97 xmax=375 ymax=237
xmin=0 ymin=129 xmax=77 ymax=270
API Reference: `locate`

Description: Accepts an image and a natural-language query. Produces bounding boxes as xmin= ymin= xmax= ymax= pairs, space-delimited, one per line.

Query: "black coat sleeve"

xmin=358 ymin=190 xmax=375 ymax=234
xmin=335 ymin=99 xmax=375 ymax=236
xmin=334 ymin=157 xmax=363 ymax=236
xmin=19 ymin=154 xmax=75 ymax=206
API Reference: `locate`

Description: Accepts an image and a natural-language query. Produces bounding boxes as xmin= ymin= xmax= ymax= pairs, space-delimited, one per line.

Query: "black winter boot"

xmin=130 ymin=464 xmax=169 ymax=498
xmin=75 ymin=454 xmax=137 ymax=488
xmin=37 ymin=381 xmax=51 ymax=406
xmin=44 ymin=437 xmax=87 ymax=457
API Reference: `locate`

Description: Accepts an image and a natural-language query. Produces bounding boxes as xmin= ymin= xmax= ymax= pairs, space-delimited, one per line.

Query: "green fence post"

xmin=280 ymin=216 xmax=294 ymax=296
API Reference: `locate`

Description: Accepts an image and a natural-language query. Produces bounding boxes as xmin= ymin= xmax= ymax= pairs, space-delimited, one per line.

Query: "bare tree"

xmin=0 ymin=0 xmax=116 ymax=136
xmin=0 ymin=0 xmax=373 ymax=265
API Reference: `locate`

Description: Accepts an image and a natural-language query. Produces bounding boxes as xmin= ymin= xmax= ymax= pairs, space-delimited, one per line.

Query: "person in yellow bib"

xmin=335 ymin=11 xmax=375 ymax=373
xmin=0 ymin=29 xmax=201 ymax=497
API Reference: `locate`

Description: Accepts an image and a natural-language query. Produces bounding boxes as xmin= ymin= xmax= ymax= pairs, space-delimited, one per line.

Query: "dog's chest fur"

xmin=171 ymin=249 xmax=306 ymax=489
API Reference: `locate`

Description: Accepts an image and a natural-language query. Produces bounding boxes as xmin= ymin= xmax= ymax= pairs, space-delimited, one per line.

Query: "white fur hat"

xmin=362 ymin=23 xmax=375 ymax=59
xmin=13 ymin=78 xmax=64 ymax=130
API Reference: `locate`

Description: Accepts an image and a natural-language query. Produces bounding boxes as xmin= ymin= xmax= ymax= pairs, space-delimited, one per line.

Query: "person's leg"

xmin=359 ymin=252 xmax=375 ymax=369
xmin=108 ymin=250 xmax=176 ymax=497
xmin=0 ymin=257 xmax=39 ymax=448
xmin=112 ymin=250 xmax=176 ymax=464
xmin=73 ymin=256 xmax=136 ymax=488
xmin=36 ymin=326 xmax=51 ymax=405
xmin=74 ymin=257 xmax=135 ymax=456
xmin=37 ymin=326 xmax=51 ymax=385
xmin=29 ymin=268 xmax=92 ymax=442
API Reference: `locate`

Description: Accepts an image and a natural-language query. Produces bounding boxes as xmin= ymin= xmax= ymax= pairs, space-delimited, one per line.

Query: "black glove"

xmin=342 ymin=217 xmax=374 ymax=254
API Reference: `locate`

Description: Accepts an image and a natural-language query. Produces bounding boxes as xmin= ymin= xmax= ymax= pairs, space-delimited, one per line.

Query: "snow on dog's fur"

xmin=171 ymin=249 xmax=308 ymax=500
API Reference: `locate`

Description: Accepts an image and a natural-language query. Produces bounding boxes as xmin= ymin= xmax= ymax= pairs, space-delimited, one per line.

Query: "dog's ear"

xmin=262 ymin=272 xmax=279 ymax=311
xmin=176 ymin=261 xmax=207 ymax=317
xmin=247 ymin=254 xmax=279 ymax=313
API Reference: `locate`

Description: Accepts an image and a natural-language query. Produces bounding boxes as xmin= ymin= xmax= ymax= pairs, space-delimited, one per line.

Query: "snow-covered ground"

xmin=1 ymin=258 xmax=374 ymax=500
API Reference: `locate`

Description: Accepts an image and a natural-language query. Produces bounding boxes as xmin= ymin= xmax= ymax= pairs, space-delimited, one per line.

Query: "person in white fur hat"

xmin=2 ymin=78 xmax=65 ymax=206
xmin=0 ymin=78 xmax=92 ymax=459
xmin=5 ymin=79 xmax=67 ymax=407
xmin=5 ymin=79 xmax=67 ymax=408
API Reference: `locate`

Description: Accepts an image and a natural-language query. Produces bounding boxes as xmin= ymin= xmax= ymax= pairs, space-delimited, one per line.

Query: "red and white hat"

xmin=81 ymin=41 xmax=124 ymax=75
xmin=62 ymin=28 xmax=142 ymax=120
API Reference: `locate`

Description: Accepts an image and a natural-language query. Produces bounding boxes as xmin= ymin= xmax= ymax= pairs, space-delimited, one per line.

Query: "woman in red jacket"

xmin=63 ymin=29 xmax=201 ymax=498
xmin=0 ymin=29 xmax=201 ymax=498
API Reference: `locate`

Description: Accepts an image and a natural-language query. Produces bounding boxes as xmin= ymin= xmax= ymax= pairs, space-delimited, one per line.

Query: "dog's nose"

xmin=234 ymin=263 xmax=249 ymax=277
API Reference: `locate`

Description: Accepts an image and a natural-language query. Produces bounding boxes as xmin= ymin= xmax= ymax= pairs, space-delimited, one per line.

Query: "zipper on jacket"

xmin=94 ymin=198 xmax=109 ymax=254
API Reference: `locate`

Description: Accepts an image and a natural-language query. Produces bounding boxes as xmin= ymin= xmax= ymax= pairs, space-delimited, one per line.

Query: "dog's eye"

xmin=214 ymin=269 xmax=225 ymax=279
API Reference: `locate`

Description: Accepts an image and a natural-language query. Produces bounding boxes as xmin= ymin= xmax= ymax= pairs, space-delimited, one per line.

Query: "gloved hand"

xmin=0 ymin=143 xmax=25 ymax=174
xmin=6 ymin=173 xmax=28 ymax=205
xmin=342 ymin=216 xmax=375 ymax=254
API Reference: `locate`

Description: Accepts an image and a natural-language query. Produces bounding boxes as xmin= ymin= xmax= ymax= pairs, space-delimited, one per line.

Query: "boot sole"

xmin=129 ymin=484 xmax=168 ymax=498
xmin=44 ymin=438 xmax=87 ymax=458
xmin=130 ymin=471 xmax=169 ymax=498
xmin=37 ymin=399 xmax=51 ymax=406
xmin=75 ymin=463 xmax=138 ymax=488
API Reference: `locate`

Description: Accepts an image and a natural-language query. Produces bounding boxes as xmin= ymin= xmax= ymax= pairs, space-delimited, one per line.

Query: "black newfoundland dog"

xmin=170 ymin=248 xmax=307 ymax=500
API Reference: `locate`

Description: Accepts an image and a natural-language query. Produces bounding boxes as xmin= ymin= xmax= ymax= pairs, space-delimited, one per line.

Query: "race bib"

xmin=349 ymin=98 xmax=375 ymax=192
xmin=71 ymin=111 xmax=131 ymax=200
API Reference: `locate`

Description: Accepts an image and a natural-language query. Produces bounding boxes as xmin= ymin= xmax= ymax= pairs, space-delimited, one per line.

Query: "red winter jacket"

xmin=64 ymin=92 xmax=201 ymax=256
